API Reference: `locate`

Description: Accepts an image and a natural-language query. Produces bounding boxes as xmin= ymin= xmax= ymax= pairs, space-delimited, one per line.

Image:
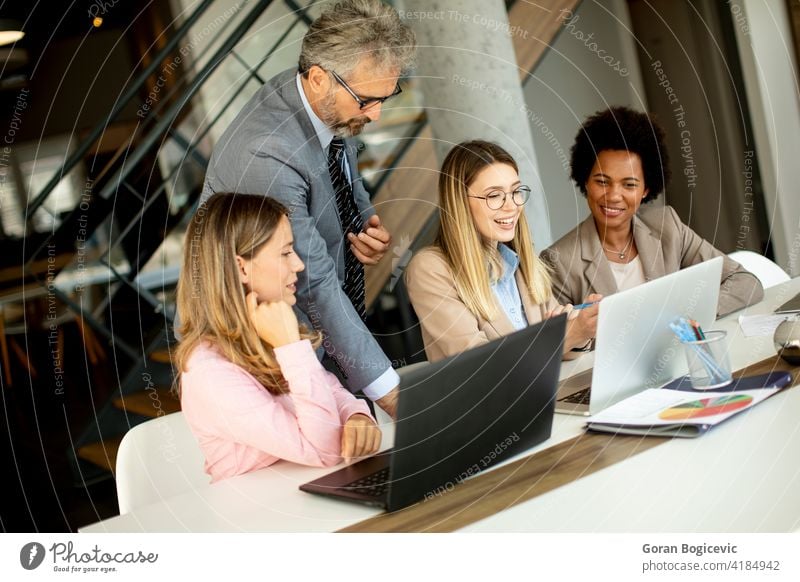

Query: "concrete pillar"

xmin=734 ymin=0 xmax=800 ymax=275
xmin=401 ymin=0 xmax=553 ymax=247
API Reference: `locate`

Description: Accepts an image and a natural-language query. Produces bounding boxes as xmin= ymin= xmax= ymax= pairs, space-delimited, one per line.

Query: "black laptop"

xmin=300 ymin=314 xmax=566 ymax=512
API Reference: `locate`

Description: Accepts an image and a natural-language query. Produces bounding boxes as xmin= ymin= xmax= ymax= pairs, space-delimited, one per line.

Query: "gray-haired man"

xmin=201 ymin=0 xmax=416 ymax=418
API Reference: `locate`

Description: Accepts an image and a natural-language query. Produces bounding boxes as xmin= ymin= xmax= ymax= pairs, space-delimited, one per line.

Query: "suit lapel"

xmin=486 ymin=305 xmax=517 ymax=338
xmin=280 ymin=72 xmax=366 ymax=216
xmin=580 ymin=216 xmax=618 ymax=297
xmin=278 ymin=70 xmax=320 ymax=148
xmin=485 ymin=256 xmax=522 ymax=337
xmin=632 ymin=211 xmax=666 ymax=281
xmin=486 ymin=261 xmax=547 ymax=334
xmin=277 ymin=70 xmax=331 ymax=194
xmin=518 ymin=270 xmax=544 ymax=324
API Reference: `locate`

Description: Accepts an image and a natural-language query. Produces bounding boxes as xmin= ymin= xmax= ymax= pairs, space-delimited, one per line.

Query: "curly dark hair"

xmin=569 ymin=106 xmax=671 ymax=203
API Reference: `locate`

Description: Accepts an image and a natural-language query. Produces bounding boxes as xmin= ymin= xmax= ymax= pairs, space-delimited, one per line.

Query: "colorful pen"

xmin=688 ymin=319 xmax=706 ymax=340
xmin=573 ymin=300 xmax=599 ymax=310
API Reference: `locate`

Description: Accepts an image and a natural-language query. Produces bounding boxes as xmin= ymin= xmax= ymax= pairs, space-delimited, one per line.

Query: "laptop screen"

xmin=387 ymin=315 xmax=566 ymax=511
xmin=589 ymin=257 xmax=723 ymax=413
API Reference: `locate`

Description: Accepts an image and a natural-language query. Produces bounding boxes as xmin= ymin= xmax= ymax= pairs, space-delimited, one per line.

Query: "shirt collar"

xmin=296 ymin=73 xmax=335 ymax=151
xmin=495 ymin=243 xmax=519 ymax=283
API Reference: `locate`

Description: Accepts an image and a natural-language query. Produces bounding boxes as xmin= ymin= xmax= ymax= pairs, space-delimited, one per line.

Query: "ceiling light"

xmin=0 ymin=20 xmax=24 ymax=47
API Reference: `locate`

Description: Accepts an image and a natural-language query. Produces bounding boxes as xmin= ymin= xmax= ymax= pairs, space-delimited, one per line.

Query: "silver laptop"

xmin=775 ymin=292 xmax=800 ymax=314
xmin=555 ymin=257 xmax=723 ymax=416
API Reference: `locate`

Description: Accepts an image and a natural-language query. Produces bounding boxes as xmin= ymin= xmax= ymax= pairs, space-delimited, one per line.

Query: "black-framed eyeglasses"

xmin=330 ymin=70 xmax=402 ymax=110
xmin=467 ymin=186 xmax=531 ymax=210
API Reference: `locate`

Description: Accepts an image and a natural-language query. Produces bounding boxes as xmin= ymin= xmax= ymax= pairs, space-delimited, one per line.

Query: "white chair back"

xmin=728 ymin=250 xmax=790 ymax=289
xmin=115 ymin=412 xmax=209 ymax=514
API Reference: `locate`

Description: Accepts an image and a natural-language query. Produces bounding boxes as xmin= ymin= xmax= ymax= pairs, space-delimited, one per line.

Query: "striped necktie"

xmin=328 ymin=137 xmax=366 ymax=320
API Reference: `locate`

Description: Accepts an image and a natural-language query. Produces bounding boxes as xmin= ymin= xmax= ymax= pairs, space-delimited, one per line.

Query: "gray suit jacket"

xmin=201 ymin=68 xmax=390 ymax=393
xmin=540 ymin=205 xmax=764 ymax=317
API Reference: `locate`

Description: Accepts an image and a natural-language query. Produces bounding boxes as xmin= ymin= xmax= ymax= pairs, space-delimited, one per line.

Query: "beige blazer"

xmin=405 ymin=247 xmax=558 ymax=362
xmin=540 ymin=205 xmax=764 ymax=317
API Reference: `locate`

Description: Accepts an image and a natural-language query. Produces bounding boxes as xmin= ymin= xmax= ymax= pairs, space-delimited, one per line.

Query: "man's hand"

xmin=341 ymin=413 xmax=382 ymax=463
xmin=375 ymin=387 xmax=399 ymax=419
xmin=348 ymin=214 xmax=391 ymax=265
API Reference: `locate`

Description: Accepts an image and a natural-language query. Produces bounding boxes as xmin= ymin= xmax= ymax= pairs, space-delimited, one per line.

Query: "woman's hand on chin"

xmin=246 ymin=292 xmax=300 ymax=348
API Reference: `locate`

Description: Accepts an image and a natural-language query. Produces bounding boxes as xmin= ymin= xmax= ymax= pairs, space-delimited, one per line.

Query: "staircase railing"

xmin=26 ymin=0 xmax=217 ymax=219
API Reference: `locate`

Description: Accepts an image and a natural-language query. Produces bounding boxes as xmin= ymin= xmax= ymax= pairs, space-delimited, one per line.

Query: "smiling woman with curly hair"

xmin=541 ymin=106 xmax=763 ymax=317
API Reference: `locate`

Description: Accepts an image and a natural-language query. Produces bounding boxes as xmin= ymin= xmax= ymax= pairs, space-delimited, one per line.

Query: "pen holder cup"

xmin=682 ymin=330 xmax=733 ymax=390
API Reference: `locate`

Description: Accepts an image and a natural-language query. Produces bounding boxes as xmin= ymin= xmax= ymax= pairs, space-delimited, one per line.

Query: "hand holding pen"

xmin=549 ymin=294 xmax=602 ymax=351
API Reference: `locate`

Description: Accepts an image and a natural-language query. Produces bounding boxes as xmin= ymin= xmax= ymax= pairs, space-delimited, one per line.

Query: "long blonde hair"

xmin=435 ymin=140 xmax=552 ymax=321
xmin=175 ymin=193 xmax=320 ymax=395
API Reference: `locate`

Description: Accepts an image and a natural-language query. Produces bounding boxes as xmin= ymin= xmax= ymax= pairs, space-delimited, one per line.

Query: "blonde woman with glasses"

xmin=175 ymin=193 xmax=380 ymax=483
xmin=406 ymin=140 xmax=599 ymax=363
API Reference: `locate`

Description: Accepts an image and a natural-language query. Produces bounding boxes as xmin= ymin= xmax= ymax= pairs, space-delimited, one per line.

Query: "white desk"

xmin=80 ymin=279 xmax=800 ymax=533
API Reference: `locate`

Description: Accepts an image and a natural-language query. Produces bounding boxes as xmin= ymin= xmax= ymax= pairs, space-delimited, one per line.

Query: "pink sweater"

xmin=180 ymin=339 xmax=372 ymax=483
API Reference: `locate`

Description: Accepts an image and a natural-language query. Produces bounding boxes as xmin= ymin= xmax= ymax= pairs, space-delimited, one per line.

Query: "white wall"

xmin=523 ymin=0 xmax=648 ymax=244
xmin=734 ymin=0 xmax=800 ymax=275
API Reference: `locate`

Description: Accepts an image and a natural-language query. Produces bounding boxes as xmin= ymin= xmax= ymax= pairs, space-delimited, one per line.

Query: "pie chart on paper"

xmin=658 ymin=394 xmax=753 ymax=421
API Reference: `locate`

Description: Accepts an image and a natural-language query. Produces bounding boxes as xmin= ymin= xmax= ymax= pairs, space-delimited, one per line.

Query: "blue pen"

xmin=573 ymin=300 xmax=599 ymax=310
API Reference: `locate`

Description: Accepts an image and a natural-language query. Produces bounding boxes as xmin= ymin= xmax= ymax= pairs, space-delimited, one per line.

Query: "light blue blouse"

xmin=491 ymin=244 xmax=527 ymax=331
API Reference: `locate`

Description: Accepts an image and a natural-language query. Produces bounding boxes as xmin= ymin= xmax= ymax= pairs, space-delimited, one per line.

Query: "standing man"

xmin=201 ymin=0 xmax=416 ymax=417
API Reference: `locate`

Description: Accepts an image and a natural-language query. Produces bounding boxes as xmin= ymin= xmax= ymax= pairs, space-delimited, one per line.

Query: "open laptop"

xmin=300 ymin=314 xmax=566 ymax=512
xmin=556 ymin=256 xmax=724 ymax=416
xmin=776 ymin=292 xmax=800 ymax=313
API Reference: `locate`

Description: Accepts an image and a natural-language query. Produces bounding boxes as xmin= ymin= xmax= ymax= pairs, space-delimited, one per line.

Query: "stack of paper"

xmin=738 ymin=313 xmax=790 ymax=337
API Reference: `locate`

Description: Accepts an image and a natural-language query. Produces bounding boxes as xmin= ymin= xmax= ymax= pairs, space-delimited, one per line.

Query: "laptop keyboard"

xmin=559 ymin=386 xmax=591 ymax=405
xmin=343 ymin=466 xmax=391 ymax=497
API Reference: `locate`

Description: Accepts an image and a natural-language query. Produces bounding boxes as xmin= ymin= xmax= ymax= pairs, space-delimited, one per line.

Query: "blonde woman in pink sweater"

xmin=175 ymin=193 xmax=380 ymax=483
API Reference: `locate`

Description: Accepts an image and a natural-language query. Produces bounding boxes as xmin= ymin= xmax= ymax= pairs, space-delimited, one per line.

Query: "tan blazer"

xmin=405 ymin=247 xmax=558 ymax=362
xmin=540 ymin=205 xmax=764 ymax=317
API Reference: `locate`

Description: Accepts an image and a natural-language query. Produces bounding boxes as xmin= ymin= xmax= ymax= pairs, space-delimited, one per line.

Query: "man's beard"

xmin=318 ymin=90 xmax=371 ymax=137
